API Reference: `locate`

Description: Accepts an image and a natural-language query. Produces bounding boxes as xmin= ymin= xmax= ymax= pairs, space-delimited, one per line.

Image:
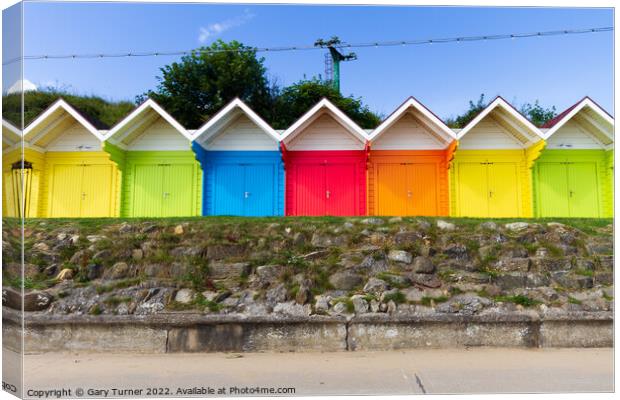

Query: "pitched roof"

xmin=193 ymin=98 xmax=279 ymax=144
xmin=368 ymin=96 xmax=456 ymax=144
xmin=541 ymin=96 xmax=614 ymax=147
xmin=23 ymin=98 xmax=105 ymax=141
xmin=456 ymin=96 xmax=544 ymax=146
xmin=281 ymin=98 xmax=368 ymax=144
xmin=105 ymin=98 xmax=192 ymax=143
xmin=2 ymin=119 xmax=22 ymax=149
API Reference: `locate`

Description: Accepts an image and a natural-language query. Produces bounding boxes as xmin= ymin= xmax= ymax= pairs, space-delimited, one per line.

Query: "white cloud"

xmin=7 ymin=79 xmax=37 ymax=94
xmin=198 ymin=10 xmax=255 ymax=43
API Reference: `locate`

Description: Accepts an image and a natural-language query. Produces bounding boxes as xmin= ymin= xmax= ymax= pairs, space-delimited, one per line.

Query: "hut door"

xmin=244 ymin=164 xmax=275 ymax=216
xmin=80 ymin=165 xmax=114 ymax=217
xmin=133 ymin=165 xmax=164 ymax=217
xmin=376 ymin=164 xmax=407 ymax=216
xmin=325 ymin=163 xmax=357 ymax=216
xmin=295 ymin=164 xmax=326 ymax=216
xmin=458 ymin=163 xmax=488 ymax=217
xmin=50 ymin=165 xmax=84 ymax=217
xmin=537 ymin=163 xmax=570 ymax=217
xmin=213 ymin=164 xmax=245 ymax=215
xmin=407 ymin=163 xmax=438 ymax=216
xmin=487 ymin=163 xmax=520 ymax=218
xmin=161 ymin=164 xmax=194 ymax=217
xmin=537 ymin=162 xmax=599 ymax=217
xmin=567 ymin=163 xmax=599 ymax=217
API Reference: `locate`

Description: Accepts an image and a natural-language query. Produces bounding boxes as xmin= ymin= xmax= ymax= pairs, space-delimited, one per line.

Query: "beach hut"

xmin=281 ymin=98 xmax=369 ymax=216
xmin=2 ymin=119 xmax=26 ymax=217
xmin=20 ymin=99 xmax=118 ymax=218
xmin=367 ymin=97 xmax=457 ymax=216
xmin=534 ymin=97 xmax=614 ymax=218
xmin=451 ymin=97 xmax=545 ymax=218
xmin=104 ymin=99 xmax=200 ymax=217
xmin=192 ymin=99 xmax=284 ymax=216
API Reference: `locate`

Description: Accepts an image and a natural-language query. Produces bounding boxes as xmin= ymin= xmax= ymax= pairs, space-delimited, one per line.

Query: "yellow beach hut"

xmin=451 ymin=97 xmax=545 ymax=218
xmin=3 ymin=119 xmax=26 ymax=217
xmin=21 ymin=99 xmax=120 ymax=218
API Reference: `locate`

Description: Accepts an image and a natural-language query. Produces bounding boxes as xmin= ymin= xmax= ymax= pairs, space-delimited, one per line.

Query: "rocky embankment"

xmin=2 ymin=217 xmax=614 ymax=319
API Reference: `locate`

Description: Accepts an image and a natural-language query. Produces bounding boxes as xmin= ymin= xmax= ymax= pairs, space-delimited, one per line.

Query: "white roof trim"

xmin=3 ymin=119 xmax=21 ymax=135
xmin=369 ymin=97 xmax=456 ymax=143
xmin=281 ymin=98 xmax=368 ymax=144
xmin=193 ymin=98 xmax=279 ymax=143
xmin=3 ymin=119 xmax=22 ymax=146
xmin=105 ymin=98 xmax=192 ymax=142
xmin=456 ymin=97 xmax=543 ymax=143
xmin=543 ymin=98 xmax=614 ymax=143
xmin=23 ymin=99 xmax=104 ymax=141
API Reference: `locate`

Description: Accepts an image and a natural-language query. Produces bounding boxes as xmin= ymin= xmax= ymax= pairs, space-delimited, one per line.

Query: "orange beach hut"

xmin=367 ymin=97 xmax=457 ymax=216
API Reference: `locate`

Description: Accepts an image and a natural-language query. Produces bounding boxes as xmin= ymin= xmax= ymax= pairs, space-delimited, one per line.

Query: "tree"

xmin=141 ymin=40 xmax=274 ymax=128
xmin=2 ymin=88 xmax=134 ymax=128
xmin=445 ymin=94 xmax=487 ymax=128
xmin=271 ymin=79 xmax=381 ymax=129
xmin=520 ymin=101 xmax=556 ymax=127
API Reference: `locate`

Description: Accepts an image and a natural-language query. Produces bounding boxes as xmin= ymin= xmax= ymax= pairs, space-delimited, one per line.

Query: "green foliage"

xmin=575 ymin=268 xmax=594 ymax=277
xmin=382 ymin=290 xmax=406 ymax=304
xmin=445 ymin=94 xmax=487 ymax=128
xmin=445 ymin=94 xmax=557 ymax=128
xmin=494 ymin=294 xmax=540 ymax=307
xmin=195 ymin=293 xmax=223 ymax=312
xmin=2 ymin=88 xmax=134 ymax=128
xmin=567 ymin=296 xmax=582 ymax=305
xmin=4 ymin=276 xmax=53 ymax=290
xmin=332 ymin=297 xmax=355 ymax=313
xmin=103 ymin=296 xmax=132 ymax=307
xmin=89 ymin=304 xmax=103 ymax=315
xmin=270 ymin=78 xmax=381 ymax=129
xmin=520 ymin=100 xmax=557 ymax=127
xmin=141 ymin=40 xmax=274 ymax=128
xmin=420 ymin=295 xmax=449 ymax=306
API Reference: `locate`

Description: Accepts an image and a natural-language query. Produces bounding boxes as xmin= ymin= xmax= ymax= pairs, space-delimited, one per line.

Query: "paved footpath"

xmin=5 ymin=348 xmax=613 ymax=397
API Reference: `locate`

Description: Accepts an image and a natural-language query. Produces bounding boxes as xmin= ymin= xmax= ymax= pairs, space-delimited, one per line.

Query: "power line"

xmin=2 ymin=26 xmax=612 ymax=66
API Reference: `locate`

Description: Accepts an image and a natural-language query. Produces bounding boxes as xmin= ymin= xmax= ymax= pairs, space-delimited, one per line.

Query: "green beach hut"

xmin=534 ymin=97 xmax=614 ymax=218
xmin=104 ymin=99 xmax=201 ymax=217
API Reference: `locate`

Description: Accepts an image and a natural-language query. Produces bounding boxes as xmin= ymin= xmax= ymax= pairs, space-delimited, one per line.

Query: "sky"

xmin=2 ymin=3 xmax=614 ymax=120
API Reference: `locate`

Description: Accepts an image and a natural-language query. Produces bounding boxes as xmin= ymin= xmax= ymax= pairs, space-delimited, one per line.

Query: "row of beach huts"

xmin=2 ymin=95 xmax=614 ymax=219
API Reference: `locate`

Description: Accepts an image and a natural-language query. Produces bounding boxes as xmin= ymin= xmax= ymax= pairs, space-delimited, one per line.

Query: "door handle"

xmin=489 ymin=191 xmax=493 ymax=198
xmin=244 ymin=191 xmax=251 ymax=199
xmin=569 ymin=190 xmax=574 ymax=198
xmin=326 ymin=190 xmax=330 ymax=199
xmin=407 ymin=190 xmax=412 ymax=198
xmin=163 ymin=192 xmax=170 ymax=198
xmin=81 ymin=192 xmax=86 ymax=200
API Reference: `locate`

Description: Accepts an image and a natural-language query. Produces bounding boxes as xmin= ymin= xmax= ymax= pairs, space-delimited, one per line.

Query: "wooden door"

xmin=325 ymin=163 xmax=357 ymax=216
xmin=537 ymin=163 xmax=570 ymax=217
xmin=458 ymin=163 xmax=488 ymax=217
xmin=376 ymin=163 xmax=407 ymax=216
xmin=294 ymin=164 xmax=326 ymax=216
xmin=213 ymin=164 xmax=244 ymax=216
xmin=567 ymin=163 xmax=599 ymax=217
xmin=132 ymin=164 xmax=164 ymax=217
xmin=49 ymin=164 xmax=83 ymax=217
xmin=161 ymin=164 xmax=194 ymax=217
xmin=488 ymin=163 xmax=520 ymax=218
xmin=244 ymin=164 xmax=275 ymax=216
xmin=407 ymin=163 xmax=438 ymax=216
xmin=80 ymin=164 xmax=114 ymax=217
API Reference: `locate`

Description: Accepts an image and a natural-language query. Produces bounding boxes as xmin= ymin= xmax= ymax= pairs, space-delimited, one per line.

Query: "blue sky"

xmin=4 ymin=3 xmax=614 ymax=119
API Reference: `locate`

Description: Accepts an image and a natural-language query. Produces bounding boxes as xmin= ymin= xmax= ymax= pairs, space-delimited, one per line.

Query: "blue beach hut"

xmin=192 ymin=99 xmax=284 ymax=216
